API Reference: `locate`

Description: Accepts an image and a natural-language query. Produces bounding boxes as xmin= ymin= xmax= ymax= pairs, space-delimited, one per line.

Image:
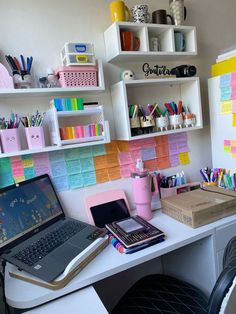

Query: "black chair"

xmin=111 ymin=237 xmax=236 ymax=314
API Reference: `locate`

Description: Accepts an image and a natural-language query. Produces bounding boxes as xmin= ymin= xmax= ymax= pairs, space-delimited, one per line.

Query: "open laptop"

xmin=0 ymin=174 xmax=107 ymax=283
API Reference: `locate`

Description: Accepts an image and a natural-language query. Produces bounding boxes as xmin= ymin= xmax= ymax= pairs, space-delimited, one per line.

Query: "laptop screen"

xmin=0 ymin=175 xmax=63 ymax=250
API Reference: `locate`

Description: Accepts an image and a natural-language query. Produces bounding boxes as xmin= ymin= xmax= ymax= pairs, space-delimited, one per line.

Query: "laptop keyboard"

xmin=13 ymin=220 xmax=86 ymax=267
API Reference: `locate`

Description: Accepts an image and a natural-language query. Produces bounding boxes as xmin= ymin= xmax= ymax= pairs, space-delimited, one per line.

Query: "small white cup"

xmin=156 ymin=116 xmax=169 ymax=131
xmin=183 ymin=114 xmax=196 ymax=128
xmin=169 ymin=114 xmax=183 ymax=129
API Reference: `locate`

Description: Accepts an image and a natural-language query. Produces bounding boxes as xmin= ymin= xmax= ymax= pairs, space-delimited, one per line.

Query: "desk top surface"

xmin=5 ymin=210 xmax=236 ymax=309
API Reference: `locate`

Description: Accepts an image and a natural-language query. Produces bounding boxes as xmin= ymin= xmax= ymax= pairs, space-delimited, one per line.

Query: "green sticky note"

xmin=224 ymin=146 xmax=231 ymax=153
xmin=66 ymin=159 xmax=81 ymax=175
xmin=0 ymin=158 xmax=11 ymax=172
xmin=92 ymin=145 xmax=106 ymax=156
xmin=68 ymin=173 xmax=83 ymax=189
xmin=82 ymin=171 xmax=96 ymax=186
xmin=80 ymin=157 xmax=94 ymax=173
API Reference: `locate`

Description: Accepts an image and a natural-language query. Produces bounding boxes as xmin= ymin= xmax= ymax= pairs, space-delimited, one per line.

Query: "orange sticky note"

xmin=106 ymin=153 xmax=119 ymax=167
xmin=116 ymin=140 xmax=129 ymax=152
xmin=144 ymin=159 xmax=158 ymax=171
xmin=155 ymin=135 xmax=169 ymax=146
xmin=156 ymin=157 xmax=171 ymax=169
xmin=95 ymin=169 xmax=109 ymax=183
xmin=108 ymin=166 xmax=121 ymax=181
xmin=93 ymin=155 xmax=107 ymax=170
xmin=105 ymin=141 xmax=118 ymax=154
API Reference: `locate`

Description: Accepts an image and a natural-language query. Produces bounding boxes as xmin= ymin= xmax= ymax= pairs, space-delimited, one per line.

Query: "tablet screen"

xmin=90 ymin=198 xmax=130 ymax=228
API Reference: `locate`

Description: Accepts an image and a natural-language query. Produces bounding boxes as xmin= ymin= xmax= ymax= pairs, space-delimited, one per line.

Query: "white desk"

xmin=5 ymin=210 xmax=236 ymax=312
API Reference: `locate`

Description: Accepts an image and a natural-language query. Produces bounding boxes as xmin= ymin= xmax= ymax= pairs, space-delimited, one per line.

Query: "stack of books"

xmin=106 ymin=215 xmax=165 ymax=254
xmin=212 ymin=45 xmax=236 ymax=77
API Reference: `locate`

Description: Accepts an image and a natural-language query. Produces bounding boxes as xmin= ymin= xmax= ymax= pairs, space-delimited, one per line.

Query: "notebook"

xmin=0 ymin=174 xmax=107 ymax=283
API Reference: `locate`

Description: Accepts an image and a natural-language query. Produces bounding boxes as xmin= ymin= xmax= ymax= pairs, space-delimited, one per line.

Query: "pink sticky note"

xmin=224 ymin=140 xmax=231 ymax=146
xmin=231 ymin=146 xmax=236 ymax=153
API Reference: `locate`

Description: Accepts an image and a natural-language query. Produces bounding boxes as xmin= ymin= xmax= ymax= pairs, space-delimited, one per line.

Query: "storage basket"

xmin=56 ymin=66 xmax=98 ymax=87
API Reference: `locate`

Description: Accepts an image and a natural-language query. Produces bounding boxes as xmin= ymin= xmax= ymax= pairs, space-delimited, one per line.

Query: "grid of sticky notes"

xmin=220 ymin=72 xmax=236 ymax=126
xmin=0 ymin=133 xmax=190 ymax=192
xmin=224 ymin=139 xmax=236 ymax=158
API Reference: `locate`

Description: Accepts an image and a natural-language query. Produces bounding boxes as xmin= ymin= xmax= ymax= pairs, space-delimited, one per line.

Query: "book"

xmin=105 ymin=215 xmax=165 ymax=249
xmin=108 ymin=233 xmax=165 ymax=254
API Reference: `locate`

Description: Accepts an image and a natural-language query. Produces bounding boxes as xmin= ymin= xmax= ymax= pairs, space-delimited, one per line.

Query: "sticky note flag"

xmin=68 ymin=173 xmax=83 ymax=189
xmin=95 ymin=169 xmax=109 ymax=183
xmin=232 ymin=113 xmax=236 ymax=127
xmin=221 ymin=100 xmax=232 ymax=114
xmin=108 ymin=166 xmax=121 ymax=181
xmin=179 ymin=152 xmax=190 ymax=165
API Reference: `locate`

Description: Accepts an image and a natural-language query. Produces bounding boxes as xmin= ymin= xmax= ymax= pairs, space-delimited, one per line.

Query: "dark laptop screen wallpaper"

xmin=0 ymin=176 xmax=62 ymax=248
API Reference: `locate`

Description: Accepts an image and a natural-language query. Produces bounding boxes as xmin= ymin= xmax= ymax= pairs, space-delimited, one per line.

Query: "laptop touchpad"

xmin=51 ymin=243 xmax=82 ymax=264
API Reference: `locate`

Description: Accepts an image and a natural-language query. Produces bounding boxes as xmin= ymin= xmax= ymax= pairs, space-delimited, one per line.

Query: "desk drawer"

xmin=215 ymin=221 xmax=236 ymax=251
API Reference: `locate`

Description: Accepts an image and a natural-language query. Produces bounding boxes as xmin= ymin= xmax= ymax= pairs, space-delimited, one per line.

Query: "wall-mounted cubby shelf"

xmin=111 ymin=77 xmax=202 ymax=141
xmin=104 ymin=22 xmax=197 ymax=62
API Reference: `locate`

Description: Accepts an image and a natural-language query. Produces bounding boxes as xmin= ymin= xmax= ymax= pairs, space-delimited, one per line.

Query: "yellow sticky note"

xmin=233 ymin=113 xmax=236 ymax=127
xmin=22 ymin=159 xmax=34 ymax=168
xmin=14 ymin=176 xmax=25 ymax=183
xmin=231 ymin=140 xmax=236 ymax=146
xmin=221 ymin=100 xmax=232 ymax=114
xmin=231 ymin=153 xmax=236 ymax=159
xmin=179 ymin=152 xmax=190 ymax=165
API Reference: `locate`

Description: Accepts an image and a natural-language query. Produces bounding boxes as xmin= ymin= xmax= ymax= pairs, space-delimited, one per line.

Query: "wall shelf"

xmin=104 ymin=22 xmax=197 ymax=63
xmin=0 ymin=59 xmax=105 ymax=98
xmin=111 ymin=77 xmax=203 ymax=141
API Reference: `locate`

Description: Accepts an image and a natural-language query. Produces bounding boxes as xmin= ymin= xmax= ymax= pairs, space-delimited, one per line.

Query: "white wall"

xmin=0 ymin=0 xmax=236 ymax=222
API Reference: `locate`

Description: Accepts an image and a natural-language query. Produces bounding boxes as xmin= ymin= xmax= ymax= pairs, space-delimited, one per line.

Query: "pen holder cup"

xmin=183 ymin=114 xmax=196 ymax=128
xmin=169 ymin=114 xmax=183 ymax=129
xmin=0 ymin=128 xmax=21 ymax=153
xmin=140 ymin=115 xmax=155 ymax=128
xmin=25 ymin=127 xmax=45 ymax=149
xmin=156 ymin=116 xmax=169 ymax=131
xmin=130 ymin=117 xmax=141 ymax=129
xmin=13 ymin=74 xmax=32 ymax=89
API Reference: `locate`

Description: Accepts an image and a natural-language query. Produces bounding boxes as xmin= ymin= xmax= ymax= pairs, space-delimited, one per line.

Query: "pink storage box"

xmin=25 ymin=127 xmax=45 ymax=149
xmin=0 ymin=129 xmax=21 ymax=153
xmin=56 ymin=66 xmax=98 ymax=87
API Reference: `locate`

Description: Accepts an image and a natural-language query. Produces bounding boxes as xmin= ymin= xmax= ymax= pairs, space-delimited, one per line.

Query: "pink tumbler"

xmin=131 ymin=171 xmax=158 ymax=221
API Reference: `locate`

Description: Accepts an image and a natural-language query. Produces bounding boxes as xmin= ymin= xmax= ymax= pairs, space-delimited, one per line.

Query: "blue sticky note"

xmin=24 ymin=167 xmax=35 ymax=179
xmin=92 ymin=145 xmax=106 ymax=156
xmin=80 ymin=157 xmax=94 ymax=173
xmin=220 ymin=73 xmax=231 ymax=87
xmin=52 ymin=175 xmax=69 ymax=192
xmin=141 ymin=147 xmax=157 ymax=161
xmin=66 ymin=159 xmax=81 ymax=175
xmin=64 ymin=148 xmax=80 ymax=160
xmin=51 ymin=161 xmax=67 ymax=177
xmin=77 ymin=147 xmax=92 ymax=158
xmin=68 ymin=173 xmax=83 ymax=189
xmin=0 ymin=172 xmax=14 ymax=188
xmin=49 ymin=151 xmax=65 ymax=162
xmin=82 ymin=171 xmax=96 ymax=186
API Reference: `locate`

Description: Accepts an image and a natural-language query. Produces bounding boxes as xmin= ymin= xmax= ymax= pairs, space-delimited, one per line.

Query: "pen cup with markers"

xmin=156 ymin=116 xmax=169 ymax=132
xmin=140 ymin=115 xmax=155 ymax=134
xmin=130 ymin=117 xmax=141 ymax=136
xmin=0 ymin=128 xmax=21 ymax=153
xmin=169 ymin=114 xmax=183 ymax=129
xmin=25 ymin=126 xmax=45 ymax=149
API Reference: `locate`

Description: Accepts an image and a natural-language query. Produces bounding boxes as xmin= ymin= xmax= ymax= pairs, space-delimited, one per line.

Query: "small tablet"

xmin=89 ymin=198 xmax=130 ymax=228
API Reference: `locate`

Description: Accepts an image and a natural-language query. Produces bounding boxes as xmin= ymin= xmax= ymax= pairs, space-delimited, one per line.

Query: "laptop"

xmin=0 ymin=174 xmax=107 ymax=283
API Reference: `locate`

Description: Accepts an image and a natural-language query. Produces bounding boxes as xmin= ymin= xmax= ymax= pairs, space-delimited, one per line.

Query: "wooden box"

xmin=161 ymin=186 xmax=236 ymax=228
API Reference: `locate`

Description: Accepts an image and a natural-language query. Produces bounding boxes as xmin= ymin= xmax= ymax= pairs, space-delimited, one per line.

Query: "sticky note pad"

xmin=179 ymin=152 xmax=190 ymax=165
xmin=232 ymin=113 xmax=236 ymax=127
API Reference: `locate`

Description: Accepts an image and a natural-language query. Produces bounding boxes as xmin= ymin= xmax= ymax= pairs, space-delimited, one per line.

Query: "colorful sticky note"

xmin=221 ymin=100 xmax=232 ymax=114
xmin=95 ymin=169 xmax=109 ymax=183
xmin=52 ymin=176 xmax=69 ymax=192
xmin=169 ymin=154 xmax=180 ymax=167
xmin=143 ymin=159 xmax=158 ymax=171
xmin=118 ymin=152 xmax=133 ymax=165
xmin=66 ymin=159 xmax=81 ymax=175
xmin=156 ymin=157 xmax=171 ymax=169
xmin=82 ymin=171 xmax=96 ymax=186
xmin=68 ymin=173 xmax=83 ymax=189
xmin=179 ymin=152 xmax=190 ymax=165
xmin=24 ymin=167 xmax=35 ymax=179
xmin=224 ymin=146 xmax=231 ymax=153
xmin=93 ymin=155 xmax=107 ymax=170
xmin=232 ymin=113 xmax=236 ymax=127
xmin=105 ymin=141 xmax=118 ymax=154
xmin=92 ymin=145 xmax=106 ymax=156
xmin=80 ymin=157 xmax=95 ymax=173
xmin=0 ymin=172 xmax=14 ymax=188
xmin=49 ymin=150 xmax=65 ymax=162
xmin=51 ymin=161 xmax=67 ymax=177
xmin=108 ymin=166 xmax=121 ymax=181
xmin=106 ymin=153 xmax=119 ymax=168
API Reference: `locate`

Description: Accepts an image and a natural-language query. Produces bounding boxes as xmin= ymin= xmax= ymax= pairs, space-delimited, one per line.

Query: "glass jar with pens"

xmin=21 ymin=111 xmax=46 ymax=149
xmin=0 ymin=114 xmax=21 ymax=153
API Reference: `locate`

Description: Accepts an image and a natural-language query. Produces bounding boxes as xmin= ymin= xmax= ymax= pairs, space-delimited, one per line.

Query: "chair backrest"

xmin=207 ymin=237 xmax=236 ymax=314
